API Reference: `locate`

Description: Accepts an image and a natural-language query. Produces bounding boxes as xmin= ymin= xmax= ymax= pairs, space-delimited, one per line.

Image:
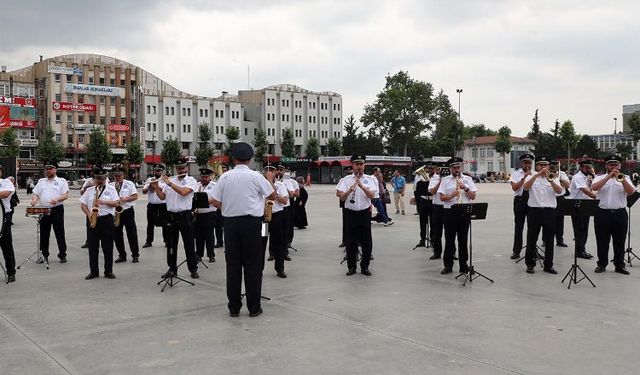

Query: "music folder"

xmin=192 ymin=192 xmax=209 ymax=209
xmin=558 ymin=199 xmax=600 ymax=217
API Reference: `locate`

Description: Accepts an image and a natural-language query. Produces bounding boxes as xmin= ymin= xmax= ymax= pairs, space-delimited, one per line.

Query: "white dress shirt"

xmin=593 ymin=175 xmax=632 ymax=209
xmin=0 ymin=178 xmax=15 ymax=213
xmin=80 ymin=184 xmax=119 ymax=216
xmin=163 ymin=175 xmax=198 ymax=212
xmin=525 ymin=175 xmax=559 ymax=208
xmin=196 ymin=181 xmax=217 ymax=213
xmin=144 ymin=177 xmax=166 ymax=204
xmin=110 ymin=180 xmax=137 ymax=210
xmin=568 ymin=171 xmax=593 ymax=200
xmin=509 ymin=169 xmax=529 ymax=197
xmin=211 ymin=164 xmax=275 ymax=218
xmin=336 ymin=174 xmax=379 ymax=211
xmin=428 ymin=174 xmax=443 ymax=205
xmin=282 ymin=177 xmax=299 ymax=208
xmin=437 ymin=174 xmax=478 ymax=209
xmin=33 ymin=176 xmax=69 ymax=207
xmin=272 ymin=181 xmax=289 ymax=213
xmin=555 ymin=171 xmax=569 ymax=197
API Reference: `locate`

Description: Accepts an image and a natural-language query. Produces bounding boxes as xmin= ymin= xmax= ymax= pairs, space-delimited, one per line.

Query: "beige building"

xmin=462 ymin=135 xmax=536 ymax=175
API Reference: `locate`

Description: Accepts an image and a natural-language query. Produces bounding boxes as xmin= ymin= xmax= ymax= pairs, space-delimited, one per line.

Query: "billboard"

xmin=52 ymin=101 xmax=96 ymax=112
xmin=108 ymin=124 xmax=130 ymax=132
xmin=0 ymin=105 xmax=35 ymax=128
xmin=48 ymin=65 xmax=83 ymax=76
xmin=0 ymin=96 xmax=37 ymax=107
xmin=65 ymin=83 xmax=124 ymax=98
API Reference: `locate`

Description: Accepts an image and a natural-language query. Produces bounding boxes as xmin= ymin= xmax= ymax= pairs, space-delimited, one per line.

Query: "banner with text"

xmin=0 ymin=96 xmax=37 ymax=107
xmin=108 ymin=124 xmax=130 ymax=132
xmin=65 ymin=83 xmax=125 ymax=98
xmin=52 ymin=101 xmax=96 ymax=112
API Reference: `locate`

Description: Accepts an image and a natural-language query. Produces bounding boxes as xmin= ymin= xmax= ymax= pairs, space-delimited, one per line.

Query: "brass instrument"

xmin=209 ymin=160 xmax=224 ymax=180
xmin=455 ymin=176 xmax=463 ymax=204
xmin=616 ymin=172 xmax=626 ymax=182
xmin=415 ymin=165 xmax=430 ymax=182
xmin=547 ymin=171 xmax=556 ymax=182
xmin=114 ymin=181 xmax=123 ymax=227
xmin=90 ymin=185 xmax=101 ymax=229
xmin=264 ymin=200 xmax=274 ymax=222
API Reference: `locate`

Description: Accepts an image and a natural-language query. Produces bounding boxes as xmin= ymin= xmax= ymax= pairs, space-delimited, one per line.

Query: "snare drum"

xmin=26 ymin=206 xmax=51 ymax=217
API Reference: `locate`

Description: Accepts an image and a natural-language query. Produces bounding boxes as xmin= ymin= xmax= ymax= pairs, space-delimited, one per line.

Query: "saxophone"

xmin=455 ymin=175 xmax=463 ymax=204
xmin=90 ymin=185 xmax=101 ymax=228
xmin=264 ymin=200 xmax=274 ymax=222
xmin=114 ymin=181 xmax=123 ymax=227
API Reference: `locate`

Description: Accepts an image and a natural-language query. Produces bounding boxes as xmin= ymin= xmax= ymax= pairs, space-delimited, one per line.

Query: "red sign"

xmin=0 ymin=105 xmax=36 ymax=128
xmin=108 ymin=124 xmax=129 ymax=132
xmin=0 ymin=107 xmax=9 ymax=129
xmin=0 ymin=96 xmax=37 ymax=107
xmin=52 ymin=101 xmax=96 ymax=112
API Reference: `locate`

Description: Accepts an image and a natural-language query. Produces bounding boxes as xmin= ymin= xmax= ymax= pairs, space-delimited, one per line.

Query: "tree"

xmin=574 ymin=135 xmax=600 ymax=159
xmin=36 ymin=127 xmax=65 ymax=166
xmin=305 ymin=137 xmax=321 ymax=161
xmin=495 ymin=126 xmax=512 ymax=175
xmin=342 ymin=115 xmax=358 ymax=155
xmin=628 ymin=113 xmax=640 ymax=143
xmin=224 ymin=126 xmax=240 ymax=159
xmin=462 ymin=124 xmax=496 ymax=140
xmin=280 ymin=128 xmax=295 ymax=157
xmin=86 ymin=128 xmax=112 ymax=167
xmin=527 ymin=109 xmax=541 ymax=140
xmin=361 ymin=71 xmax=453 ymax=156
xmin=195 ymin=123 xmax=214 ymax=167
xmin=253 ymin=128 xmax=268 ymax=165
xmin=0 ymin=128 xmax=20 ymax=158
xmin=126 ymin=140 xmax=143 ymax=165
xmin=326 ymin=137 xmax=342 ymax=156
xmin=161 ymin=136 xmax=181 ymax=174
xmin=559 ymin=120 xmax=580 ymax=167
xmin=616 ymin=143 xmax=633 ymax=161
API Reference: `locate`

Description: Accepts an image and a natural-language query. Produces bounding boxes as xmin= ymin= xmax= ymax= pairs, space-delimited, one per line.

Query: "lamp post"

xmin=456 ymin=88 xmax=463 ymax=120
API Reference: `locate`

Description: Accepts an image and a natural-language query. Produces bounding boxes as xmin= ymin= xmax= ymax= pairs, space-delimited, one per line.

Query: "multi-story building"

xmin=0 ymin=65 xmax=39 ymax=160
xmin=623 ymin=104 xmax=640 ymax=133
xmin=591 ymin=133 xmax=638 ymax=160
xmin=462 ymin=135 xmax=536 ymax=175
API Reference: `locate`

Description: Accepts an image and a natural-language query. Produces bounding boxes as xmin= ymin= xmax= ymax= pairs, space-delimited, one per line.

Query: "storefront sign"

xmin=108 ymin=124 xmax=129 ymax=132
xmin=17 ymin=139 xmax=39 ymax=147
xmin=65 ymin=83 xmax=124 ymax=97
xmin=48 ymin=65 xmax=83 ymax=76
xmin=0 ymin=96 xmax=37 ymax=106
xmin=52 ymin=101 xmax=96 ymax=112
xmin=0 ymin=106 xmax=36 ymax=128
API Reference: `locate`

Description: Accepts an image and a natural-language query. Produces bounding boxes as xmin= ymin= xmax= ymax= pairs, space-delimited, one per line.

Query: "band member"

xmin=282 ymin=167 xmax=299 ymax=247
xmin=156 ymin=157 xmax=200 ymax=279
xmin=371 ymin=167 xmax=392 ymax=225
xmin=263 ymin=164 xmax=289 ymax=278
xmin=293 ymin=176 xmax=309 ymax=229
xmin=194 ymin=168 xmax=218 ymax=263
xmin=551 ymin=160 xmax=570 ymax=247
xmin=437 ymin=157 xmax=478 ymax=274
xmin=509 ymin=154 xmax=533 ymax=259
xmin=211 ymin=142 xmax=276 ymax=317
xmin=80 ymin=167 xmax=119 ymax=280
xmin=390 ymin=170 xmax=406 ymax=215
xmin=522 ymin=156 xmax=562 ymax=274
xmin=80 ymin=174 xmax=109 ymax=249
xmin=414 ymin=164 xmax=432 ymax=247
xmin=428 ymin=163 xmax=446 ymax=260
xmin=0 ymin=174 xmax=16 ymax=282
xmin=30 ymin=162 xmax=69 ymax=263
xmin=110 ymin=166 xmax=140 ymax=263
xmin=143 ymin=164 xmax=168 ymax=248
xmin=337 ymin=155 xmax=378 ymax=276
xmin=568 ymin=159 xmax=596 ymax=259
xmin=591 ymin=155 xmax=636 ymax=274
xmin=338 ymin=166 xmax=353 ymax=247
xmin=214 ymin=164 xmax=229 ymax=248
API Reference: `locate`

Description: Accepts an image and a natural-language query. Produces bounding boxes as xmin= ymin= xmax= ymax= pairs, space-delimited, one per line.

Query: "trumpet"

xmin=547 ymin=171 xmax=556 ymax=182
xmin=616 ymin=173 xmax=626 ymax=182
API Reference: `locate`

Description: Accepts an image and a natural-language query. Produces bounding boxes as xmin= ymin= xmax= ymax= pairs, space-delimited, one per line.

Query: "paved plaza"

xmin=1 ymin=182 xmax=639 ymax=374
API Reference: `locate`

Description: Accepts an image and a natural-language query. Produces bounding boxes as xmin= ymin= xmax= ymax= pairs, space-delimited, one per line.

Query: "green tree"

xmin=574 ymin=135 xmax=600 ymax=159
xmin=195 ymin=123 xmax=214 ymax=167
xmin=0 ymin=128 xmax=21 ymax=158
xmin=527 ymin=109 xmax=541 ymax=140
xmin=462 ymin=124 xmax=496 ymax=139
xmin=495 ymin=126 xmax=512 ymax=175
xmin=86 ymin=128 xmax=112 ymax=167
xmin=628 ymin=113 xmax=640 ymax=143
xmin=161 ymin=136 xmax=181 ymax=174
xmin=280 ymin=128 xmax=295 ymax=157
xmin=326 ymin=137 xmax=342 ymax=156
xmin=361 ymin=71 xmax=454 ymax=156
xmin=342 ymin=115 xmax=358 ymax=155
xmin=559 ymin=120 xmax=580 ymax=167
xmin=305 ymin=137 xmax=321 ymax=161
xmin=224 ymin=126 xmax=240 ymax=159
xmin=126 ymin=140 xmax=143 ymax=165
xmin=36 ymin=127 xmax=65 ymax=166
xmin=253 ymin=128 xmax=268 ymax=165
xmin=616 ymin=143 xmax=633 ymax=161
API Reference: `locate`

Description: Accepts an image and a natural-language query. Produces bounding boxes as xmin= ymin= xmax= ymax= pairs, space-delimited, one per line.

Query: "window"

xmin=147 ymin=122 xmax=151 ymax=131
xmin=68 ymin=135 xmax=73 ymax=144
xmin=55 ymin=93 xmax=61 ymax=101
xmin=147 ymin=105 xmax=151 ymax=114
xmin=54 ymin=74 xmax=61 ymax=82
xmin=110 ymin=78 xmax=115 ymax=86
xmin=282 ymin=99 xmax=285 ymax=106
xmin=286 ymin=114 xmax=289 ymax=121
xmin=199 ymin=109 xmax=203 ymax=117
xmin=471 ymin=147 xmax=478 ymax=158
xmin=171 ymin=107 xmax=174 ymax=115
xmin=99 ymin=97 xmax=105 ymax=104
xmin=67 ymin=114 xmax=72 ymax=122
xmin=88 ymin=76 xmax=94 ymax=84
xmin=220 ymin=110 xmax=224 ymax=118
xmin=89 ymin=115 xmax=95 ymax=123
xmin=99 ymin=78 xmax=105 ymax=85
xmin=182 ymin=124 xmax=186 ymax=132
xmin=487 ymin=162 xmax=494 ymax=172
xmin=254 ymin=129 xmax=257 ymax=136
xmin=153 ymin=105 xmax=157 ymax=114
xmin=78 ymin=135 xmax=85 ymax=144
xmin=153 ymin=123 xmax=156 ymax=132
xmin=182 ymin=108 xmax=186 ymax=116
xmin=78 ymin=115 xmax=84 ymax=123
xmin=244 ymin=128 xmax=248 ymax=136
xmin=282 ymin=114 xmax=285 ymax=121
xmin=182 ymin=142 xmax=189 ymax=149
xmin=55 ymin=114 xmax=61 ymax=124
xmin=188 ymin=124 xmax=191 ymax=132
xmin=204 ymin=109 xmax=208 ymax=117
xmin=480 ymin=147 xmax=486 ymax=158
xmin=100 ymin=116 xmax=105 ymax=125
xmin=171 ymin=124 xmax=175 ymax=132
xmin=166 ymin=124 xmax=170 ymax=132
xmin=215 ymin=110 xmax=219 ymax=118
xmin=487 ymin=148 xmax=494 ymax=157
xmin=166 ymin=107 xmax=169 ymax=115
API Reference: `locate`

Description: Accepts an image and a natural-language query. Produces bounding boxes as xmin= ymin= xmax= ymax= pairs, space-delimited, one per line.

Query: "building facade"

xmin=590 ymin=133 xmax=638 ymax=160
xmin=623 ymin=104 xmax=640 ymax=133
xmin=462 ymin=136 xmax=536 ymax=175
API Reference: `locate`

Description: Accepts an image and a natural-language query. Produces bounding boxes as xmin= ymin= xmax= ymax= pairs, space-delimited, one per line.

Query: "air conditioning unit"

xmin=67 ymin=143 xmax=74 ymax=148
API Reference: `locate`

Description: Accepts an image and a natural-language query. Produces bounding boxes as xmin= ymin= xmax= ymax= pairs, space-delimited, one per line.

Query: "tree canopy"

xmin=252 ymin=128 xmax=268 ymax=165
xmin=161 ymin=136 xmax=181 ymax=174
xmin=86 ymin=128 xmax=112 ymax=167
xmin=280 ymin=128 xmax=295 ymax=157
xmin=36 ymin=127 xmax=65 ymax=166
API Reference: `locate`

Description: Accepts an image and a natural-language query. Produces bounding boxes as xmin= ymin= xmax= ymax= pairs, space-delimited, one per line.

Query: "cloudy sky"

xmin=1 ymin=0 xmax=638 ymax=136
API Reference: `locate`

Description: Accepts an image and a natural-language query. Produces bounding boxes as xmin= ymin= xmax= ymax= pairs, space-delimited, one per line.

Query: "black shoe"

xmin=81 ymin=243 xmax=89 ymax=249
xmin=132 ymin=257 xmax=139 ymax=263
xmin=267 ymin=256 xmax=274 ymax=261
xmin=543 ymin=267 xmax=558 ymax=275
xmin=429 ymin=253 xmax=441 ymax=260
xmin=576 ymin=252 xmax=593 ymax=259
xmin=459 ymin=266 xmax=470 ymax=274
xmin=161 ymin=270 xmax=176 ymax=279
xmin=338 ymin=243 xmax=346 ymax=248
xmin=229 ymin=311 xmax=240 ymax=317
xmin=440 ymin=268 xmax=452 ymax=275
xmin=114 ymin=257 xmax=126 ymax=263
xmin=215 ymin=243 xmax=224 ymax=248
xmin=7 ymin=275 xmax=15 ymax=283
xmin=346 ymin=268 xmax=356 ymax=276
xmin=208 ymin=256 xmax=215 ymax=263
xmin=594 ymin=265 xmax=606 ymax=273
xmin=510 ymin=253 xmax=520 ymax=260
xmin=104 ymin=272 xmax=116 ymax=279
xmin=85 ymin=273 xmax=99 ymax=280
xmin=526 ymin=266 xmax=535 ymax=274
xmin=191 ymin=271 xmax=200 ymax=279
xmin=361 ymin=269 xmax=372 ymax=276
xmin=59 ymin=257 xmax=67 ymax=263
xmin=615 ymin=266 xmax=630 ymax=275
xmin=249 ymin=308 xmax=263 ymax=317
xmin=277 ymin=271 xmax=287 ymax=278
xmin=557 ymin=242 xmax=568 ymax=247
xmin=284 ymin=255 xmax=292 ymax=261
xmin=142 ymin=243 xmax=152 ymax=248
xmin=415 ymin=240 xmax=426 ymax=247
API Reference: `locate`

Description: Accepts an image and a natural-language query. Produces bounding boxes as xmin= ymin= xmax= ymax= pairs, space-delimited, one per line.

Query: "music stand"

xmin=157 ymin=218 xmax=194 ymax=292
xmin=559 ymin=199 xmax=599 ymax=289
xmin=17 ymin=211 xmax=50 ymax=270
xmin=625 ymin=192 xmax=640 ymax=266
xmin=453 ymin=203 xmax=494 ymax=286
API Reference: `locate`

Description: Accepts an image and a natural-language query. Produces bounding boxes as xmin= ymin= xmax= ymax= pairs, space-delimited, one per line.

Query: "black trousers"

xmin=39 ymin=205 xmax=67 ymax=259
xmin=345 ymin=208 xmax=372 ymax=270
xmin=430 ymin=204 xmax=444 ymax=256
xmin=166 ymin=211 xmax=198 ymax=273
xmin=224 ymin=215 xmax=263 ymax=314
xmin=88 ymin=215 xmax=114 ymax=275
xmin=526 ymin=207 xmax=555 ymax=268
xmin=214 ymin=210 xmax=224 ymax=245
xmin=341 ymin=208 xmax=347 ymax=243
xmin=555 ymin=196 xmax=565 ymax=243
xmin=1 ymin=213 xmax=15 ymax=276
xmin=195 ymin=211 xmax=217 ymax=258
xmin=512 ymin=193 xmax=528 ymax=254
xmin=443 ymin=209 xmax=470 ymax=270
xmin=146 ymin=203 xmax=168 ymax=245
xmin=286 ymin=204 xmax=295 ymax=245
xmin=418 ymin=198 xmax=432 ymax=241
xmin=594 ymin=208 xmax=628 ymax=268
xmin=114 ymin=207 xmax=140 ymax=259
xmin=262 ymin=212 xmax=285 ymax=273
xmin=571 ymin=214 xmax=590 ymax=255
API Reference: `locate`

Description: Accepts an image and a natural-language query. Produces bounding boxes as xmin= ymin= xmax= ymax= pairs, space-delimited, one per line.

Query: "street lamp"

xmin=614 ymin=117 xmax=618 ymax=150
xmin=456 ymin=88 xmax=463 ymax=120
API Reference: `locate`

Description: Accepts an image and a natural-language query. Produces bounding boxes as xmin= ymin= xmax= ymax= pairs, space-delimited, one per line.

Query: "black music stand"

xmin=17 ymin=211 xmax=50 ymax=270
xmin=157 ymin=219 xmax=194 ymax=292
xmin=453 ymin=202 xmax=494 ymax=286
xmin=559 ymin=199 xmax=599 ymax=289
xmin=625 ymin=192 xmax=640 ymax=266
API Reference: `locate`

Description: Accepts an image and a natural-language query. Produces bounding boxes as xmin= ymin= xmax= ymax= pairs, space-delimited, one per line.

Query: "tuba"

xmin=415 ymin=165 xmax=430 ymax=182
xmin=210 ymin=160 xmax=224 ymax=180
